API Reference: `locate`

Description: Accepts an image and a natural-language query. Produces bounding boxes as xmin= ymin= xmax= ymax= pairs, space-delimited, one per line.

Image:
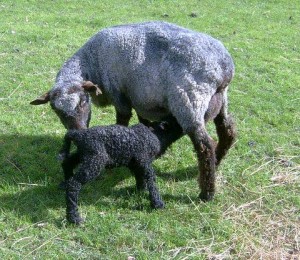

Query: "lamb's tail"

xmin=57 ymin=130 xmax=77 ymax=161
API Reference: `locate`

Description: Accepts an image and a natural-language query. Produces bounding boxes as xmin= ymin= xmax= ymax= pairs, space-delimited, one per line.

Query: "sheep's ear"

xmin=82 ymin=81 xmax=102 ymax=96
xmin=30 ymin=92 xmax=50 ymax=105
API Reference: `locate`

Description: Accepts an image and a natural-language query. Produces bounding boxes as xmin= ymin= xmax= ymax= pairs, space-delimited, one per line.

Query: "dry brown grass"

xmin=219 ymin=147 xmax=300 ymax=259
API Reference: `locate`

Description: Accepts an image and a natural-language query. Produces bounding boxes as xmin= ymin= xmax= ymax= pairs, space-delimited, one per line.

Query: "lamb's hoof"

xmin=58 ymin=181 xmax=66 ymax=190
xmin=67 ymin=215 xmax=84 ymax=225
xmin=199 ymin=191 xmax=214 ymax=202
xmin=152 ymin=200 xmax=165 ymax=209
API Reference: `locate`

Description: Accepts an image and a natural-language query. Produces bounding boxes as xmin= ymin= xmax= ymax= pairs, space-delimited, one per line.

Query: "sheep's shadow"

xmin=0 ymin=134 xmax=198 ymax=223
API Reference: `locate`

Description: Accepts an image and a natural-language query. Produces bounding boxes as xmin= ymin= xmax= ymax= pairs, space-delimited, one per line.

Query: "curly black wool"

xmin=60 ymin=117 xmax=183 ymax=224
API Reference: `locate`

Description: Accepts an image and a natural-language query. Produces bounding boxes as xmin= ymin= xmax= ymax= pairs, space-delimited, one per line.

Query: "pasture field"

xmin=0 ymin=0 xmax=299 ymax=258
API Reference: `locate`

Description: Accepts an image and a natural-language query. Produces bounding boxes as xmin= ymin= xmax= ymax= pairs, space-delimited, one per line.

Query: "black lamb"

xmin=60 ymin=117 xmax=183 ymax=224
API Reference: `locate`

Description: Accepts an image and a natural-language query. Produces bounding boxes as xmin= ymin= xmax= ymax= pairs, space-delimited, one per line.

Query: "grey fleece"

xmin=53 ymin=21 xmax=234 ymax=131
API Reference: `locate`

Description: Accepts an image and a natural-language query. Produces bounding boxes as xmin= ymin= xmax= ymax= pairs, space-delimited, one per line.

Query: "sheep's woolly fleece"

xmin=51 ymin=21 xmax=234 ymax=131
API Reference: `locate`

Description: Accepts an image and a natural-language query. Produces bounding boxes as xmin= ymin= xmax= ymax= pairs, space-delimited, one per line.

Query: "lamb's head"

xmin=30 ymin=81 xmax=102 ymax=129
xmin=147 ymin=117 xmax=184 ymax=157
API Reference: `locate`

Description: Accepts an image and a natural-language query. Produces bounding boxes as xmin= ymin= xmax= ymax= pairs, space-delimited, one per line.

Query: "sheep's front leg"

xmin=188 ymin=126 xmax=216 ymax=202
xmin=113 ymin=92 xmax=133 ymax=126
xmin=143 ymin=163 xmax=165 ymax=209
xmin=116 ymin=111 xmax=132 ymax=126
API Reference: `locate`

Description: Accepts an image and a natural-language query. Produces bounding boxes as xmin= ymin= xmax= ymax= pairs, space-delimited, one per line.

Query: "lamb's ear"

xmin=81 ymin=81 xmax=102 ymax=96
xmin=30 ymin=92 xmax=50 ymax=105
xmin=159 ymin=121 xmax=170 ymax=130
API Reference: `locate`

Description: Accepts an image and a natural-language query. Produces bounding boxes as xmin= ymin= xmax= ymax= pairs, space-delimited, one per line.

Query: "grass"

xmin=0 ymin=0 xmax=299 ymax=258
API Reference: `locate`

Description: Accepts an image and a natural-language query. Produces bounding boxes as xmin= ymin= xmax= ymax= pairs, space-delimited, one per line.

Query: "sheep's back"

xmin=87 ymin=21 xmax=233 ymax=85
xmin=80 ymin=21 xmax=234 ymax=121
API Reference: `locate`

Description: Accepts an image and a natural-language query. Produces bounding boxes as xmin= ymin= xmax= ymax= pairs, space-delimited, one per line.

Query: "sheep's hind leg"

xmin=168 ymin=77 xmax=218 ymax=201
xmin=167 ymin=84 xmax=216 ymax=202
xmin=213 ymin=92 xmax=237 ymax=166
xmin=188 ymin=126 xmax=216 ymax=202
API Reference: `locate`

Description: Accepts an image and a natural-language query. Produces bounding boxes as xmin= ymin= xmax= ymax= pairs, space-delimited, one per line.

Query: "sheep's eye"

xmin=79 ymin=99 xmax=86 ymax=107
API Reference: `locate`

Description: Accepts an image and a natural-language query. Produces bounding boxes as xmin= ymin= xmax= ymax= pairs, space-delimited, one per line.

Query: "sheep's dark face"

xmin=50 ymin=87 xmax=91 ymax=129
xmin=30 ymin=82 xmax=101 ymax=130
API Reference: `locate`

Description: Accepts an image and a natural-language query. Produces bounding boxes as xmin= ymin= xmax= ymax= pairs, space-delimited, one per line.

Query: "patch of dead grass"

xmin=220 ymin=147 xmax=300 ymax=259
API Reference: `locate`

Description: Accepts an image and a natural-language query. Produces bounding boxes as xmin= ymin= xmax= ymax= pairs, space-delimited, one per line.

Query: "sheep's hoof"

xmin=199 ymin=191 xmax=214 ymax=202
xmin=152 ymin=200 xmax=165 ymax=209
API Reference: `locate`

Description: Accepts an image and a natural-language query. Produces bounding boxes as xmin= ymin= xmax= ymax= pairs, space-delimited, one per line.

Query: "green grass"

xmin=1 ymin=0 xmax=299 ymax=258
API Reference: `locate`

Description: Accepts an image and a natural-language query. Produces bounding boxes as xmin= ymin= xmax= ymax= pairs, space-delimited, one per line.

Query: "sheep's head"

xmin=30 ymin=81 xmax=102 ymax=129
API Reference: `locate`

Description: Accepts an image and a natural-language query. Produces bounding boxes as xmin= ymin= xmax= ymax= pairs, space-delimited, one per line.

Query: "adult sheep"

xmin=31 ymin=21 xmax=236 ymax=201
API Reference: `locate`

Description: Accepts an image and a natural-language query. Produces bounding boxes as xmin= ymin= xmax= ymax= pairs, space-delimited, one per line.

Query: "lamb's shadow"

xmin=0 ymin=134 xmax=198 ymax=223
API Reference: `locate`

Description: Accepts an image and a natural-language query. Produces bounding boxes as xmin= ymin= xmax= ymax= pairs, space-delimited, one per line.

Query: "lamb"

xmin=60 ymin=117 xmax=184 ymax=224
xmin=31 ymin=21 xmax=236 ymax=201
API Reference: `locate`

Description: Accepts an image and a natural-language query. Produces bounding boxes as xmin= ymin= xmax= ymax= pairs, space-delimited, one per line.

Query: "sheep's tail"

xmin=58 ymin=130 xmax=77 ymax=161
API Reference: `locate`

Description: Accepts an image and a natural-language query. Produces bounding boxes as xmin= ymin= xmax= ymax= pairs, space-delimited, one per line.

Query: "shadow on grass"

xmin=156 ymin=166 xmax=198 ymax=182
xmin=0 ymin=134 xmax=198 ymax=223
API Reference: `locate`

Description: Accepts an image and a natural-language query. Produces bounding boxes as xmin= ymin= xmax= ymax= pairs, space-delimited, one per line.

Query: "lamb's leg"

xmin=128 ymin=161 xmax=147 ymax=191
xmin=65 ymin=177 xmax=84 ymax=224
xmin=214 ymin=91 xmax=236 ymax=166
xmin=59 ymin=152 xmax=80 ymax=189
xmin=131 ymin=162 xmax=164 ymax=208
xmin=143 ymin=164 xmax=164 ymax=209
xmin=188 ymin=126 xmax=216 ymax=202
xmin=65 ymin=155 xmax=104 ymax=224
xmin=63 ymin=152 xmax=80 ymax=180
